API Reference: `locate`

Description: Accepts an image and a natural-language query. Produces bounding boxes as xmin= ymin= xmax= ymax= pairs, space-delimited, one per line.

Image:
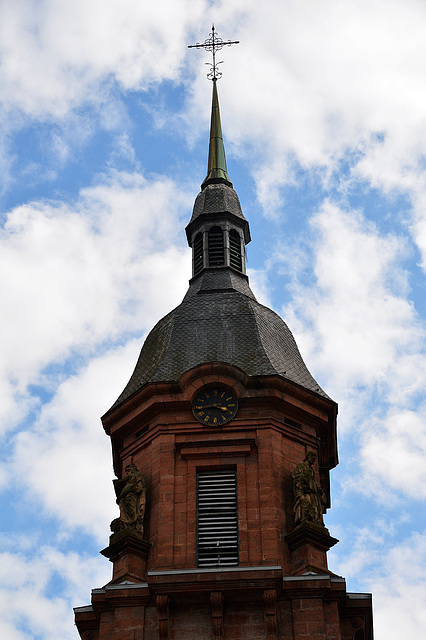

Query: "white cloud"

xmin=0 ymin=170 xmax=191 ymax=434
xmin=328 ymin=524 xmax=426 ymax=640
xmin=281 ymin=202 xmax=423 ymax=398
xmin=334 ymin=528 xmax=426 ymax=640
xmin=0 ymin=541 xmax=110 ymax=640
xmin=368 ymin=532 xmax=426 ymax=640
xmin=3 ymin=0 xmax=426 ymax=240
xmin=329 ymin=523 xmax=387 ymax=579
xmin=221 ymin=0 xmax=426 ymax=165
xmin=359 ymin=407 xmax=426 ymax=501
xmin=2 ymin=0 xmax=426 ymax=215
xmin=11 ymin=341 xmax=146 ymax=541
xmin=0 ymin=0 xmax=208 ymax=118
xmin=247 ymin=267 xmax=273 ymax=307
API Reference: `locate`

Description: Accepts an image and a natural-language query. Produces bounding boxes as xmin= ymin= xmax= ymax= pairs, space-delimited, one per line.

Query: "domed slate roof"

xmin=113 ymin=80 xmax=330 ymax=408
xmin=114 ymin=268 xmax=329 ymax=406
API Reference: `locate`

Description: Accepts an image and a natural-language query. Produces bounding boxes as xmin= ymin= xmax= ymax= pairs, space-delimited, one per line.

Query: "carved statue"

xmin=110 ymin=463 xmax=146 ymax=536
xmin=292 ymin=451 xmax=326 ymax=527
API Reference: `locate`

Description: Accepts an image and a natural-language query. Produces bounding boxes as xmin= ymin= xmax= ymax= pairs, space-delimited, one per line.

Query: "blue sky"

xmin=1 ymin=1 xmax=426 ymax=638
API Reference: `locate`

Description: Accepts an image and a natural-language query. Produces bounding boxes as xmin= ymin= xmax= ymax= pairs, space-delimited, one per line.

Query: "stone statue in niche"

xmin=110 ymin=463 xmax=146 ymax=537
xmin=292 ymin=451 xmax=326 ymax=527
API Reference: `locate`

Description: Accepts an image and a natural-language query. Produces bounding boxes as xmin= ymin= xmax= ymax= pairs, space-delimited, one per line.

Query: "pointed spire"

xmin=201 ymin=79 xmax=233 ymax=190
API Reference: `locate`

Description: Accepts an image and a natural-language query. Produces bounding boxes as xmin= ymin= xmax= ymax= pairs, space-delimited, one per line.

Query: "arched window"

xmin=229 ymin=229 xmax=242 ymax=271
xmin=208 ymin=226 xmax=224 ymax=266
xmin=193 ymin=232 xmax=204 ymax=275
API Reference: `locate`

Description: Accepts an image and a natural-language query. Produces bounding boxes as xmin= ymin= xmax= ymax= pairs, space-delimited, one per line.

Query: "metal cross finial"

xmin=188 ymin=24 xmax=239 ymax=81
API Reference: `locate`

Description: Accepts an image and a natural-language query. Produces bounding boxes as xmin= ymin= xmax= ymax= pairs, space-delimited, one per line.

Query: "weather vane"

xmin=188 ymin=24 xmax=239 ymax=80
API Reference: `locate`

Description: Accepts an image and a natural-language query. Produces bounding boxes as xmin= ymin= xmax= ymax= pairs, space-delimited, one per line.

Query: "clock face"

xmin=192 ymin=387 xmax=238 ymax=426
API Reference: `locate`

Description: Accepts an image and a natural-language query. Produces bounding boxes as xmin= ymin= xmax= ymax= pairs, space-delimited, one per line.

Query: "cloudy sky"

xmin=1 ymin=1 xmax=425 ymax=638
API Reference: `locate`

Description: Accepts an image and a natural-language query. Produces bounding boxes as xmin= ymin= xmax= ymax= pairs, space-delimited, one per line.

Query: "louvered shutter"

xmin=208 ymin=227 xmax=225 ymax=266
xmin=193 ymin=232 xmax=204 ymax=275
xmin=229 ymin=229 xmax=242 ymax=271
xmin=197 ymin=470 xmax=239 ymax=567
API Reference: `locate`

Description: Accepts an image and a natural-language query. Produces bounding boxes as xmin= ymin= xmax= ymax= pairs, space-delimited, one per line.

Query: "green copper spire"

xmin=201 ymin=79 xmax=233 ymax=190
xmin=188 ymin=26 xmax=238 ymax=189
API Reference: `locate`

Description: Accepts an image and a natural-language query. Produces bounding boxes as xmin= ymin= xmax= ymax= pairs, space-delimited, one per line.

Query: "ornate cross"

xmin=188 ymin=24 xmax=239 ymax=81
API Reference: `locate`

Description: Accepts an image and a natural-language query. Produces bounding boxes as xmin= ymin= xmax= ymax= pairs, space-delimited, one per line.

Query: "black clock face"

xmin=192 ymin=387 xmax=238 ymax=426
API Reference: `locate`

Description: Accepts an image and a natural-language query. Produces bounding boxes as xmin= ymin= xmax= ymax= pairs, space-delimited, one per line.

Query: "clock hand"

xmin=195 ymin=403 xmax=221 ymax=410
xmin=195 ymin=402 xmax=234 ymax=414
xmin=199 ymin=404 xmax=232 ymax=413
xmin=217 ymin=406 xmax=232 ymax=413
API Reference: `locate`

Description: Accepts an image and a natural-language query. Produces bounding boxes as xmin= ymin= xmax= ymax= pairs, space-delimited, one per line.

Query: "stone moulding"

xmin=101 ymin=530 xmax=151 ymax=561
xmin=285 ymin=522 xmax=339 ymax=552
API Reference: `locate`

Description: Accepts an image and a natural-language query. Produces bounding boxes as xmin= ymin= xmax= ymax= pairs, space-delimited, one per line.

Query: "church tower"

xmin=74 ymin=29 xmax=373 ymax=640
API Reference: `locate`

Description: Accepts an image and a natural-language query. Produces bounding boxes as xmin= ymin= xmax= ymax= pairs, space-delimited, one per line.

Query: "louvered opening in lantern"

xmin=208 ymin=227 xmax=225 ymax=266
xmin=197 ymin=470 xmax=239 ymax=567
xmin=193 ymin=232 xmax=204 ymax=275
xmin=229 ymin=229 xmax=242 ymax=271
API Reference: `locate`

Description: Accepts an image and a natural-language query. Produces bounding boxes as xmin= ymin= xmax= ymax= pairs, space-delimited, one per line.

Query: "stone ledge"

xmin=100 ymin=531 xmax=151 ymax=562
xmin=176 ymin=438 xmax=256 ymax=459
xmin=147 ymin=565 xmax=283 ymax=596
xmin=148 ymin=565 xmax=282 ymax=576
xmin=285 ymin=523 xmax=339 ymax=552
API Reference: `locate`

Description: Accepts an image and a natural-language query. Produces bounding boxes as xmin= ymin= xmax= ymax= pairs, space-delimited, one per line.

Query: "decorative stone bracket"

xmin=210 ymin=591 xmax=224 ymax=640
xmin=263 ymin=589 xmax=277 ymax=640
xmin=156 ymin=594 xmax=169 ymax=640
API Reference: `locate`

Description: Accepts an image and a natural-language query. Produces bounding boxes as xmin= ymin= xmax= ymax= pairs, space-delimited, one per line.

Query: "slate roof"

xmin=186 ymin=183 xmax=250 ymax=244
xmin=189 ymin=183 xmax=246 ymax=225
xmin=114 ymin=267 xmax=330 ymax=406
